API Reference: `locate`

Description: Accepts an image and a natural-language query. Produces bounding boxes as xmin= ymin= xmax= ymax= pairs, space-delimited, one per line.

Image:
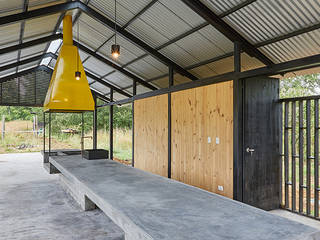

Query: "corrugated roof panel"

xmin=137 ymin=2 xmax=192 ymax=40
xmin=126 ymin=18 xmax=168 ymax=48
xmin=189 ymin=65 xmax=217 ymax=79
xmin=83 ymin=57 xmax=115 ymax=76
xmin=170 ymin=26 xmax=233 ymax=65
xmin=98 ymin=35 xmax=146 ymax=65
xmin=199 ymin=0 xmax=248 ymax=15
xmin=79 ymin=49 xmax=89 ymax=61
xmin=160 ymin=0 xmax=205 ymax=27
xmin=0 ymin=23 xmax=20 ymax=46
xmin=224 ymin=0 xmax=320 ymax=44
xmin=89 ymin=0 xmax=152 ymax=27
xmin=20 ymin=43 xmax=47 ymax=59
xmin=28 ymin=0 xmax=66 ymax=10
xmin=105 ymin=71 xmax=133 ymax=88
xmin=0 ymin=67 xmax=17 ymax=78
xmin=259 ymin=28 xmax=320 ymax=63
xmin=205 ymin=55 xmax=234 ymax=75
xmin=18 ymin=61 xmax=39 ymax=72
xmin=159 ymin=43 xmax=198 ymax=67
xmin=125 ymin=57 xmax=164 ymax=79
xmin=136 ymin=84 xmax=150 ymax=95
xmin=0 ymin=51 xmax=18 ymax=66
xmin=0 ymin=0 xmax=22 ymax=17
xmin=75 ymin=14 xmax=115 ymax=50
xmin=87 ymin=76 xmax=95 ymax=84
xmin=90 ymin=81 xmax=109 ymax=94
xmin=23 ymin=14 xmax=60 ymax=39
xmin=142 ymin=55 xmax=168 ymax=73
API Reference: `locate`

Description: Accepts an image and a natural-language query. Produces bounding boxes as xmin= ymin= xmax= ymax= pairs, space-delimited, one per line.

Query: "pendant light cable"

xmin=114 ymin=0 xmax=117 ymax=45
xmin=77 ymin=18 xmax=79 ymax=72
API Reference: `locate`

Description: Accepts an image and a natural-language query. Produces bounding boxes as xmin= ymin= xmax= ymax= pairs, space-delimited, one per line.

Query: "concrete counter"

xmin=49 ymin=155 xmax=320 ymax=240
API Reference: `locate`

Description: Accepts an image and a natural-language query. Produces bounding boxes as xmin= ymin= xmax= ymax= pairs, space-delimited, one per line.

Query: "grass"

xmin=0 ymin=120 xmax=132 ymax=162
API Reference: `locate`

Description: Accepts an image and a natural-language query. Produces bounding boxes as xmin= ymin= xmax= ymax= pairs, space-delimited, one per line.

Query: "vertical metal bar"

xmin=284 ymin=102 xmax=289 ymax=209
xmin=93 ymin=95 xmax=97 ymax=149
xmin=299 ymin=100 xmax=304 ymax=213
xmin=233 ymin=41 xmax=243 ymax=201
xmin=168 ymin=65 xmax=174 ymax=178
xmin=306 ymin=100 xmax=311 ymax=215
xmin=132 ymin=80 xmax=136 ymax=167
xmin=109 ymin=89 xmax=114 ymax=160
xmin=81 ymin=112 xmax=84 ymax=154
xmin=48 ymin=112 xmax=51 ymax=157
xmin=315 ymin=99 xmax=319 ymax=218
xmin=43 ymin=112 xmax=46 ymax=162
xmin=34 ymin=70 xmax=37 ymax=105
xmin=279 ymin=102 xmax=283 ymax=206
xmin=291 ymin=101 xmax=296 ymax=211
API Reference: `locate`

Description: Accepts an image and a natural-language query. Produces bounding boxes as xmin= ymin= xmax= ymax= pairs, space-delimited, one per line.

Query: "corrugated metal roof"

xmin=90 ymin=81 xmax=109 ymax=94
xmin=223 ymin=0 xmax=320 ymax=45
xmin=23 ymin=13 xmax=60 ymax=39
xmin=105 ymin=71 xmax=134 ymax=88
xmin=200 ymin=0 xmax=247 ymax=15
xmin=75 ymin=13 xmax=115 ymax=50
xmin=0 ymin=0 xmax=22 ymax=17
xmin=0 ymin=23 xmax=21 ymax=46
xmin=18 ymin=60 xmax=39 ymax=71
xmin=0 ymin=67 xmax=17 ymax=78
xmin=83 ymin=57 xmax=114 ymax=76
xmin=20 ymin=43 xmax=47 ymax=59
xmin=89 ymin=0 xmax=152 ymax=27
xmin=259 ymin=28 xmax=320 ymax=63
xmin=98 ymin=35 xmax=146 ymax=65
xmin=0 ymin=51 xmax=19 ymax=66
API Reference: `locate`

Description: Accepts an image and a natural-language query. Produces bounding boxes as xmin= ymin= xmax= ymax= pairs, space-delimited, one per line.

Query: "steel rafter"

xmin=181 ymin=0 xmax=274 ymax=66
xmin=0 ymin=1 xmax=197 ymax=81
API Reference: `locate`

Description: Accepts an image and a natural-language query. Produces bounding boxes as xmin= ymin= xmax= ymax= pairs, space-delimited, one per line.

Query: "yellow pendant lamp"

xmin=43 ymin=15 xmax=94 ymax=113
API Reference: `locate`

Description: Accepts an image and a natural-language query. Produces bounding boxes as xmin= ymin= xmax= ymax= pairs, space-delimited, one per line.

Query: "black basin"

xmin=82 ymin=149 xmax=109 ymax=160
xmin=62 ymin=150 xmax=81 ymax=155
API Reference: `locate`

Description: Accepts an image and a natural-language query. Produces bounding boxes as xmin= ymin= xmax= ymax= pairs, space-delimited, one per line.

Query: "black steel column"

xmin=315 ymin=99 xmax=319 ymax=217
xmin=109 ymin=89 xmax=114 ymax=160
xmin=48 ymin=112 xmax=51 ymax=156
xmin=299 ymin=100 xmax=304 ymax=213
xmin=291 ymin=101 xmax=296 ymax=211
xmin=43 ymin=111 xmax=46 ymax=162
xmin=168 ymin=65 xmax=174 ymax=178
xmin=233 ymin=41 xmax=244 ymax=201
xmin=132 ymin=80 xmax=136 ymax=167
xmin=93 ymin=95 xmax=97 ymax=149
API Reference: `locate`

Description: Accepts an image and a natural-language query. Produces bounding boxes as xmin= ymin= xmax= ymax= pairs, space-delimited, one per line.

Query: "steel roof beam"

xmin=74 ymin=40 xmax=157 ymax=91
xmin=104 ymin=53 xmax=320 ymax=106
xmin=181 ymin=0 xmax=274 ymax=66
xmin=0 ymin=1 xmax=197 ymax=81
xmin=0 ymin=34 xmax=62 ymax=55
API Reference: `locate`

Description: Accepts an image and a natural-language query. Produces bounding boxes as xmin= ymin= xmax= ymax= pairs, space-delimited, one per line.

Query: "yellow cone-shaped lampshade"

xmin=43 ymin=15 xmax=94 ymax=112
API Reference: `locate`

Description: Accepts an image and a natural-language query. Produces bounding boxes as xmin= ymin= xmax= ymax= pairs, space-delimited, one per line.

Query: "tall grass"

xmin=0 ymin=121 xmax=132 ymax=161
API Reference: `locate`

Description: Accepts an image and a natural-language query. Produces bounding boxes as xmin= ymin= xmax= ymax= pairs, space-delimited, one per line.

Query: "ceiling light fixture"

xmin=111 ymin=0 xmax=120 ymax=58
xmin=75 ymin=17 xmax=81 ymax=80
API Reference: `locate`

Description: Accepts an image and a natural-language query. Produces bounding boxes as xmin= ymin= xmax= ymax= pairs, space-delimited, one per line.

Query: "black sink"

xmin=82 ymin=149 xmax=109 ymax=160
xmin=62 ymin=150 xmax=81 ymax=155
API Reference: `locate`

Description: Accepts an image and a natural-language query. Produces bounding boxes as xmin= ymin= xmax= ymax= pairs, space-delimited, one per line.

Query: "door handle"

xmin=246 ymin=147 xmax=255 ymax=156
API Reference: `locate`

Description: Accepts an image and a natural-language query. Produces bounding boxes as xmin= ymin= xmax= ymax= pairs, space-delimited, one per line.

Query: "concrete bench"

xmin=49 ymin=155 xmax=320 ymax=240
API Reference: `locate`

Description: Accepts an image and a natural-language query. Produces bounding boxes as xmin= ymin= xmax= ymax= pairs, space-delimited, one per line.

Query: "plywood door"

xmin=134 ymin=94 xmax=168 ymax=177
xmin=171 ymin=81 xmax=233 ymax=198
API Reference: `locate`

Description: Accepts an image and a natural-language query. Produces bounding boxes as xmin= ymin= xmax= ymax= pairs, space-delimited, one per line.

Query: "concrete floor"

xmin=271 ymin=209 xmax=320 ymax=230
xmin=0 ymin=152 xmax=124 ymax=240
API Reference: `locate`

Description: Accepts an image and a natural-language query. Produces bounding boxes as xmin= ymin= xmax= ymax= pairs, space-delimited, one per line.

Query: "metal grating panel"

xmin=2 ymin=78 xmax=19 ymax=104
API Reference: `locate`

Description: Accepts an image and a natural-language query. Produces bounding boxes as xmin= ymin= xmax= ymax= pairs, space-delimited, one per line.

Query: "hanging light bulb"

xmin=75 ymin=15 xmax=81 ymax=80
xmin=75 ymin=71 xmax=81 ymax=80
xmin=111 ymin=0 xmax=120 ymax=58
xmin=111 ymin=44 xmax=120 ymax=58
